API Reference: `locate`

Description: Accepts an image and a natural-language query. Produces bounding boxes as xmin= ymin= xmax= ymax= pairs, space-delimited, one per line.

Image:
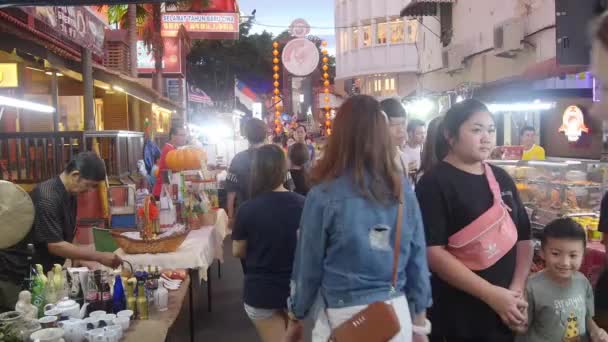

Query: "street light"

xmin=0 ymin=95 xmax=55 ymax=113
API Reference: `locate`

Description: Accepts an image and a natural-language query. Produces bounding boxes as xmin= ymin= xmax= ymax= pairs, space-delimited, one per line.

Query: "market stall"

xmin=0 ymin=144 xmax=230 ymax=342
xmin=491 ymin=158 xmax=606 ymax=286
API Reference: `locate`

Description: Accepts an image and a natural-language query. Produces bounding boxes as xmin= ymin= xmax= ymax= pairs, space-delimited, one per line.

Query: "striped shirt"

xmin=30 ymin=177 xmax=77 ymax=273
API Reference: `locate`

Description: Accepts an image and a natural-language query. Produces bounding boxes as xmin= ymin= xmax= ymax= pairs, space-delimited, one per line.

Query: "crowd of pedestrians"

xmin=223 ymin=18 xmax=608 ymax=340
xmin=225 ymin=91 xmax=608 ymax=342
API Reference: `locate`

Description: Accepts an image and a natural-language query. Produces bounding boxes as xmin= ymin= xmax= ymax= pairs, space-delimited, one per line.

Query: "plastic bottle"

xmin=85 ymin=272 xmax=99 ymax=314
xmin=30 ymin=263 xmax=46 ymax=318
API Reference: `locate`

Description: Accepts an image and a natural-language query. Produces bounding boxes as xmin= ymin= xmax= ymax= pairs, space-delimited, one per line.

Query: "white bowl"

xmin=113 ymin=316 xmax=130 ymax=331
xmin=116 ymin=310 xmax=134 ymax=319
xmin=89 ymin=310 xmax=106 ymax=318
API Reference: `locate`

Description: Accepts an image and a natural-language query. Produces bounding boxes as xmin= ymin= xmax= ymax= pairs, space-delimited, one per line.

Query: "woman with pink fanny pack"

xmin=416 ymin=99 xmax=534 ymax=342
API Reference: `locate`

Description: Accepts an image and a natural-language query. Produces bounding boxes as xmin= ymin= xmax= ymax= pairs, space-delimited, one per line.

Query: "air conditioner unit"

xmin=442 ymin=44 xmax=467 ymax=73
xmin=493 ymin=18 xmax=525 ymax=58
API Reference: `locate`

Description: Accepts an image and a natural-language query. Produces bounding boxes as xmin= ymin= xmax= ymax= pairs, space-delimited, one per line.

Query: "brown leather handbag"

xmin=328 ymin=199 xmax=404 ymax=342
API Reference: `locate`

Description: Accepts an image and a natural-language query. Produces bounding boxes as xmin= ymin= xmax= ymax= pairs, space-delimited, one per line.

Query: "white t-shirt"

xmin=402 ymin=144 xmax=422 ymax=171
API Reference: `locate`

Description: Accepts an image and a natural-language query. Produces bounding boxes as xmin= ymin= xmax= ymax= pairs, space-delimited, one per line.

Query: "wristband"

xmin=412 ymin=319 xmax=431 ymax=335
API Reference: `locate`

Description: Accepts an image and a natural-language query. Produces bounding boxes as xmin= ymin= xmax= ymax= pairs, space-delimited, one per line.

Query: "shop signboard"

xmin=31 ymin=6 xmax=106 ymax=57
xmin=165 ymin=79 xmax=183 ymax=103
xmin=161 ymin=12 xmax=239 ymax=39
xmin=0 ymin=63 xmax=19 ymax=88
xmin=137 ymin=38 xmax=183 ymax=75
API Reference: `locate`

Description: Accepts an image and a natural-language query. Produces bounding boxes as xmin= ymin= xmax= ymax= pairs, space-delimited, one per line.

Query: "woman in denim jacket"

xmin=284 ymin=95 xmax=433 ymax=342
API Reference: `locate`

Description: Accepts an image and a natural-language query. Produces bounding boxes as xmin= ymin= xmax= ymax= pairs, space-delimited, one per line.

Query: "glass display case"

xmin=489 ymin=159 xmax=605 ymax=241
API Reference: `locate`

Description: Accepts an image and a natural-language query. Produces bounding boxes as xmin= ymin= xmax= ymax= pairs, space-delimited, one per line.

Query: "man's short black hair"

xmin=407 ymin=119 xmax=425 ymax=133
xmin=541 ymin=217 xmax=587 ymax=248
xmin=169 ymin=126 xmax=185 ymax=138
xmin=296 ymin=124 xmax=307 ymax=132
xmin=244 ymin=118 xmax=267 ymax=144
xmin=64 ymin=152 xmax=106 ymax=182
xmin=380 ymin=98 xmax=407 ymax=119
xmin=520 ymin=126 xmax=536 ymax=137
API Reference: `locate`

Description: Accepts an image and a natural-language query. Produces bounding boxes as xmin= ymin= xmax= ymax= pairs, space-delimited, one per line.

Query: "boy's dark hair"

xmin=407 ymin=119 xmax=425 ymax=134
xmin=380 ymin=98 xmax=407 ymax=119
xmin=250 ymin=144 xmax=287 ymax=198
xmin=541 ymin=218 xmax=587 ymax=248
xmin=244 ymin=118 xmax=267 ymax=144
xmin=520 ymin=126 xmax=536 ymax=137
xmin=288 ymin=143 xmax=310 ymax=167
xmin=64 ymin=152 xmax=106 ymax=182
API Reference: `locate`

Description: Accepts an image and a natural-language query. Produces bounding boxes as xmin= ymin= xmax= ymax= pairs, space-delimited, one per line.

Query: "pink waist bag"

xmin=447 ymin=164 xmax=518 ymax=271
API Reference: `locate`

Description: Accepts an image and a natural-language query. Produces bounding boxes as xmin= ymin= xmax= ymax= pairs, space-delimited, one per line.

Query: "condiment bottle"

xmin=136 ymin=280 xmax=148 ymax=320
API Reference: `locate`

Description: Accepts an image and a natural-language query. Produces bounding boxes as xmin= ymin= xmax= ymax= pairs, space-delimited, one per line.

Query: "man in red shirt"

xmin=153 ymin=126 xmax=187 ymax=198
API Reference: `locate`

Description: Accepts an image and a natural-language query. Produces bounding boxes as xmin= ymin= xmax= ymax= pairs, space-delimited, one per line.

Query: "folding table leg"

xmin=207 ymin=267 xmax=212 ymax=313
xmin=189 ymin=268 xmax=195 ymax=342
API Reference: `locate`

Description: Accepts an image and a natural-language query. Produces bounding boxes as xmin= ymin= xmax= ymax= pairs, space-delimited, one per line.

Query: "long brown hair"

xmin=419 ymin=116 xmax=444 ymax=176
xmin=311 ymin=95 xmax=401 ymax=203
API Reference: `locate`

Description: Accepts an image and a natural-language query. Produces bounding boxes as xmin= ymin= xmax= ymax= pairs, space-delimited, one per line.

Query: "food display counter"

xmin=490 ymin=158 xmax=607 ymax=286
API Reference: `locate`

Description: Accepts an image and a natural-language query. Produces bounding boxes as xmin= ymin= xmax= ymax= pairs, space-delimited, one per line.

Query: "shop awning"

xmin=93 ymin=64 xmax=184 ymax=112
xmin=400 ymin=0 xmax=456 ymax=17
xmin=521 ymin=57 xmax=588 ymax=81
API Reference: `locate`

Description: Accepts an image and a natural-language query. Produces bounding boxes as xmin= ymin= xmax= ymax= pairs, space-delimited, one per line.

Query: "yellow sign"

xmin=0 ymin=63 xmax=18 ymax=88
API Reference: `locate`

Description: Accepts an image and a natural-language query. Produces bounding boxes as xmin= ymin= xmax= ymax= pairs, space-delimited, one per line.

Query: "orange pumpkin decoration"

xmin=165 ymin=150 xmax=178 ymax=171
xmin=165 ymin=148 xmax=206 ymax=171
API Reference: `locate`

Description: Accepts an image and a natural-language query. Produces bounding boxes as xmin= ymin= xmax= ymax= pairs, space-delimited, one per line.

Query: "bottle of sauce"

xmin=136 ymin=280 xmax=148 ymax=320
xmin=126 ymin=278 xmax=137 ymax=315
xmin=112 ymin=274 xmax=126 ymax=313
xmin=68 ymin=271 xmax=84 ymax=306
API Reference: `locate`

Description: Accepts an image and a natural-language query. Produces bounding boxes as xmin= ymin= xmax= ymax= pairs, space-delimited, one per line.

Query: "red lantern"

xmin=275 ymin=110 xmax=281 ymax=116
xmin=273 ymin=50 xmax=279 ymax=56
xmin=274 ymin=89 xmax=280 ymax=95
xmin=325 ymin=120 xmax=331 ymax=126
xmin=275 ymin=119 xmax=280 ymax=125
xmin=273 ymin=65 xmax=280 ymax=72
xmin=273 ymin=73 xmax=280 ymax=80
xmin=323 ymin=73 xmax=329 ymax=79
xmin=323 ymin=57 xmax=329 ymax=63
xmin=323 ymin=80 xmax=330 ymax=87
xmin=274 ymin=81 xmax=280 ymax=87
xmin=273 ymin=42 xmax=279 ymax=48
xmin=273 ymin=58 xmax=279 ymax=64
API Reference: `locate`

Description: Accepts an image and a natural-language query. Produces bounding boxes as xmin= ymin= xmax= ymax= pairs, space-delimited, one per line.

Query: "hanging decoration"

xmin=272 ymin=41 xmax=283 ymax=135
xmin=321 ymin=41 xmax=332 ymax=136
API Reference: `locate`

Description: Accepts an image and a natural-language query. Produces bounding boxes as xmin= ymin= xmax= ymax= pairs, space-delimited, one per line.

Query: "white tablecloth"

xmin=116 ymin=209 xmax=229 ymax=281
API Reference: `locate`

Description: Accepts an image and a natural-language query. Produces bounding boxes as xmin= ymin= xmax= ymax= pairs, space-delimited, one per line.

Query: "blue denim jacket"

xmin=287 ymin=174 xmax=432 ymax=320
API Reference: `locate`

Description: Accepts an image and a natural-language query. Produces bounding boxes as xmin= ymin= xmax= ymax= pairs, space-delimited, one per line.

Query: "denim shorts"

xmin=243 ymin=303 xmax=279 ymax=321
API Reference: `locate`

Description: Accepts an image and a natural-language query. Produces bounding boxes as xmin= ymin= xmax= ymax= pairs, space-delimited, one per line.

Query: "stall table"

xmin=114 ymin=209 xmax=229 ymax=342
xmin=123 ymin=275 xmax=192 ymax=342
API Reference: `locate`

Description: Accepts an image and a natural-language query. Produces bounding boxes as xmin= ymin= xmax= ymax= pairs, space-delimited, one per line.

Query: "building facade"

xmin=334 ymin=0 xmax=420 ymax=98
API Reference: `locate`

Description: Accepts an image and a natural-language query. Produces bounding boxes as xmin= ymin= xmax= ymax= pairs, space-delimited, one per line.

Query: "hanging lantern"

xmin=320 ymin=41 xmax=332 ymax=136
xmin=272 ymin=41 xmax=282 ymax=135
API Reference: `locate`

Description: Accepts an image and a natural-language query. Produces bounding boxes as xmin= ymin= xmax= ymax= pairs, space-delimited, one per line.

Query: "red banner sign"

xmin=161 ymin=12 xmax=239 ymax=39
xmin=31 ymin=6 xmax=106 ymax=57
xmin=137 ymin=38 xmax=183 ymax=75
